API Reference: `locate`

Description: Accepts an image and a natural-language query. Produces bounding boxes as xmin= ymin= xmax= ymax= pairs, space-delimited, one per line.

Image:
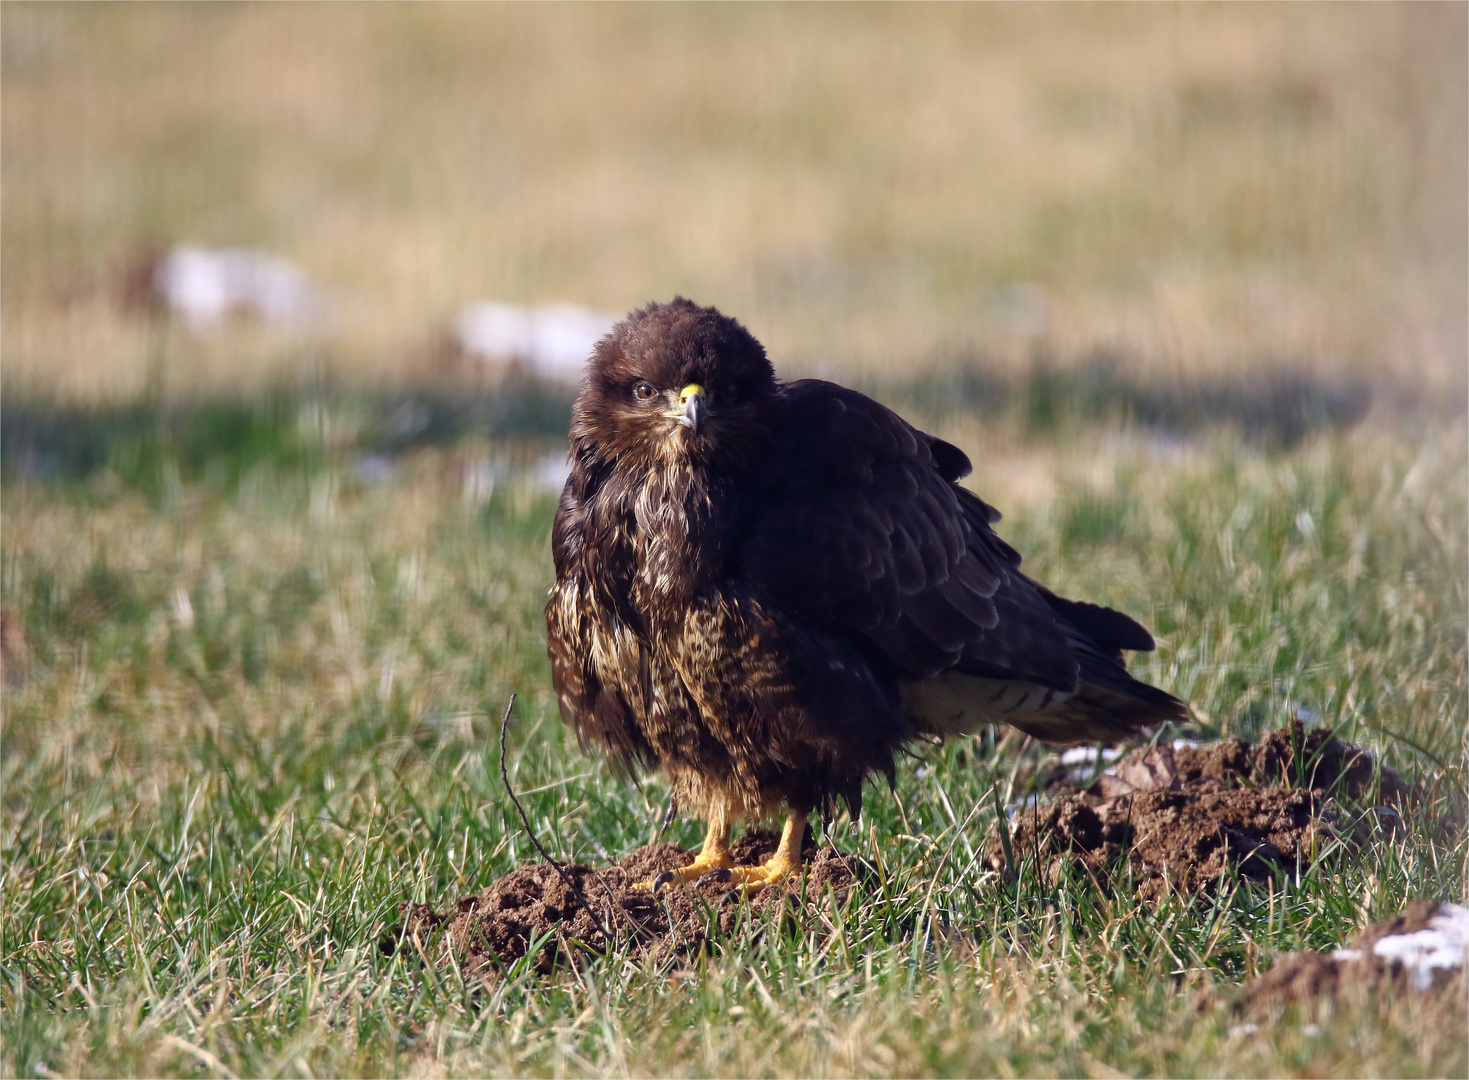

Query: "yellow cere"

xmin=680 ymin=384 xmax=706 ymax=403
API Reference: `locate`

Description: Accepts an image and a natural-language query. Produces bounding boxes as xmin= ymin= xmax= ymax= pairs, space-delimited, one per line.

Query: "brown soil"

xmin=1232 ymin=901 xmax=1467 ymax=1019
xmin=983 ymin=723 xmax=1412 ymax=895
xmin=384 ymin=830 xmax=863 ymax=978
xmin=1045 ymin=722 xmax=1412 ymax=805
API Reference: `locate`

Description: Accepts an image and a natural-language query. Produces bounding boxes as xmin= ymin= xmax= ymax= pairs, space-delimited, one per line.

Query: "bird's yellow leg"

xmin=638 ymin=816 xmax=734 ymax=891
xmin=702 ymin=812 xmax=808 ymax=895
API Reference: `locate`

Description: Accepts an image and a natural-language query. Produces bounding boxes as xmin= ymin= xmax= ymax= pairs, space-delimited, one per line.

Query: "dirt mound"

xmin=385 ymin=831 xmax=862 ymax=978
xmin=1046 ymin=722 xmax=1412 ymax=805
xmin=1233 ymin=901 xmax=1469 ymax=1020
xmin=984 ymin=724 xmax=1410 ymax=894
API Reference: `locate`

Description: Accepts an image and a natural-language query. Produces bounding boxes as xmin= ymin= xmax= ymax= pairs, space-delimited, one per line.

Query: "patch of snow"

xmin=1057 ymin=746 xmax=1123 ymax=766
xmin=154 ymin=244 xmax=323 ymax=332
xmin=1171 ymin=738 xmax=1203 ymax=750
xmin=454 ymin=302 xmax=617 ymax=383
xmin=1370 ymin=903 xmax=1469 ymax=992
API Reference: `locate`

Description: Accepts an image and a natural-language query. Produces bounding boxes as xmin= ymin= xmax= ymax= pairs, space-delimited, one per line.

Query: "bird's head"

xmin=572 ymin=298 xmax=777 ymax=469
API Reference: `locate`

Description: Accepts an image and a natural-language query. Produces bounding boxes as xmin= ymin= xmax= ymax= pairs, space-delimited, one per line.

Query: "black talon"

xmin=651 ymin=871 xmax=677 ymax=891
xmin=721 ymin=888 xmax=745 ymax=906
xmin=698 ymin=868 xmax=734 ymax=885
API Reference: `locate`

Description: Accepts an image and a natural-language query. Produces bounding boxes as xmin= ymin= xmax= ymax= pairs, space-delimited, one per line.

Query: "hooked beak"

xmin=677 ymin=383 xmax=708 ymax=435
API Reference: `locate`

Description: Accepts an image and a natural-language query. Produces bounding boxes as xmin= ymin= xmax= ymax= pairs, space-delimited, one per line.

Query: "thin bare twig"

xmin=497 ymin=694 xmax=617 ymax=947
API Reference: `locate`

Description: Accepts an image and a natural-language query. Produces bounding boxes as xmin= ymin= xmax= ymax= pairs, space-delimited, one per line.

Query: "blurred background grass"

xmin=3 ymin=2 xmax=1465 ymax=402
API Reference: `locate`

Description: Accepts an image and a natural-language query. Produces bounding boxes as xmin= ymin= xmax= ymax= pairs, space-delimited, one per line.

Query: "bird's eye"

xmin=633 ymin=382 xmax=657 ymax=401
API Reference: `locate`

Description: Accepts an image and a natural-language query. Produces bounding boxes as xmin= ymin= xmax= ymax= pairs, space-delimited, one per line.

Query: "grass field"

xmin=3 ymin=4 xmax=1467 ymax=1077
xmin=4 ymin=407 xmax=1465 ymax=1077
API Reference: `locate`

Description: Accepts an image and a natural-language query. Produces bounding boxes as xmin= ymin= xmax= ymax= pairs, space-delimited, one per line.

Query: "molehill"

xmin=385 ymin=831 xmax=861 ymax=977
xmin=981 ymin=722 xmax=1417 ymax=896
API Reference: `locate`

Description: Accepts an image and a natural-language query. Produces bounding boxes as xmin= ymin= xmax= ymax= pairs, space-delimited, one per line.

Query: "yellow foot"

xmin=634 ymin=811 xmax=809 ymax=899
xmin=634 ymin=848 xmax=735 ymax=892
xmin=694 ymin=853 xmax=802 ymax=897
xmin=699 ymin=810 xmax=809 ymax=899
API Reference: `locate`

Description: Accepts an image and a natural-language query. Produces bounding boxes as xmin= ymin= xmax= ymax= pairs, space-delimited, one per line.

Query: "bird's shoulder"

xmin=764 ymin=380 xmax=974 ymax=487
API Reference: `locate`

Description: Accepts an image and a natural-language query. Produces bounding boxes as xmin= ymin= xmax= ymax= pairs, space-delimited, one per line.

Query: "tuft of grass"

xmin=3 ymin=407 xmax=1464 ymax=1078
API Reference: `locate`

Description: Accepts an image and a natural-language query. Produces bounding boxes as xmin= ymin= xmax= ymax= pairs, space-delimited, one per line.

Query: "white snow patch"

xmin=155 ymin=244 xmax=323 ymax=332
xmin=1370 ymin=903 xmax=1469 ymax=992
xmin=454 ymin=302 xmax=617 ymax=383
xmin=1057 ymin=746 xmax=1123 ymax=766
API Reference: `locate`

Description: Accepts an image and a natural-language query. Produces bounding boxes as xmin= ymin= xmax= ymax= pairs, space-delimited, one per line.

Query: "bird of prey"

xmin=546 ymin=298 xmax=1185 ymax=893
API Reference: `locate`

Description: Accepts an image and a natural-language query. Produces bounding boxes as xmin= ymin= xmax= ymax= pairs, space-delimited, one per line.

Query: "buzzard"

xmin=547 ymin=298 xmax=1185 ymax=893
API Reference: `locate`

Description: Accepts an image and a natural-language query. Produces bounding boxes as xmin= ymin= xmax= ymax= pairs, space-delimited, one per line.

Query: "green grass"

xmin=3 ymin=406 xmax=1464 ymax=1077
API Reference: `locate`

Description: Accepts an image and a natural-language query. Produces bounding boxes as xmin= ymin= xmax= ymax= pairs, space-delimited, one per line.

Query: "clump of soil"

xmin=385 ymin=830 xmax=862 ymax=978
xmin=1232 ymin=900 xmax=1469 ymax=1019
xmin=1045 ymin=722 xmax=1412 ymax=806
xmin=983 ymin=723 xmax=1412 ymax=894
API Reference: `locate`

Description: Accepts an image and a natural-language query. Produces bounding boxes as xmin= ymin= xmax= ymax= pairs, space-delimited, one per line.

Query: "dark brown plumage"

xmin=546 ymin=298 xmax=1187 ymax=891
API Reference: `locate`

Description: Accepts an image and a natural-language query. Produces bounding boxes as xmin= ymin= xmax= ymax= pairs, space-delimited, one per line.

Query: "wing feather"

xmin=741 ymin=380 xmax=1084 ymax=689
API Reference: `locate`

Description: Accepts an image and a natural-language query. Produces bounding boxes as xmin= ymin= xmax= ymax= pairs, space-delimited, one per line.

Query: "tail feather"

xmin=898 ymin=576 xmax=1185 ymax=746
xmin=901 ymin=667 xmax=1186 ymax=746
xmin=1006 ymin=680 xmax=1187 ymax=744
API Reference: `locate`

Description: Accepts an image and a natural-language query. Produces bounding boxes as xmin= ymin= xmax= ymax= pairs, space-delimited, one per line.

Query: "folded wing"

xmin=739 ymin=380 xmax=1185 ymax=741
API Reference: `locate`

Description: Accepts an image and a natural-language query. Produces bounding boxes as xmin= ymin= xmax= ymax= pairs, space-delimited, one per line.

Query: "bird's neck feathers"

xmin=568 ymin=407 xmax=767 ymax=610
xmin=567 ymin=444 xmax=739 ymax=612
xmin=629 ymin=459 xmax=738 ymax=607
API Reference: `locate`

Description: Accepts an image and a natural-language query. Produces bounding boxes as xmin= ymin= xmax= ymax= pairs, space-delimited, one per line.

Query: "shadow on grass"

xmin=870 ymin=352 xmax=1383 ymax=447
xmin=2 ymin=358 xmax=1436 ymax=491
xmin=1 ymin=380 xmax=577 ymax=494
